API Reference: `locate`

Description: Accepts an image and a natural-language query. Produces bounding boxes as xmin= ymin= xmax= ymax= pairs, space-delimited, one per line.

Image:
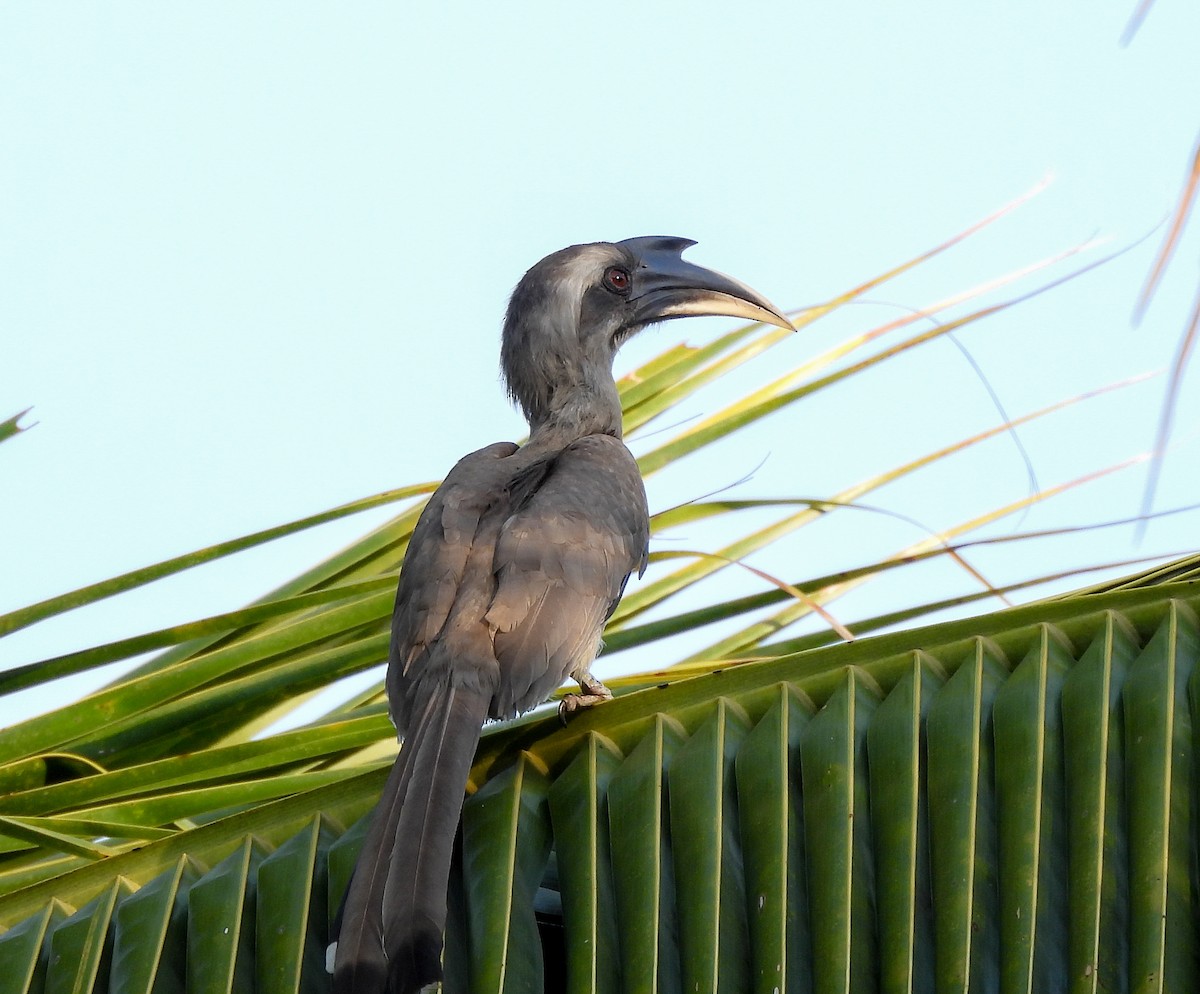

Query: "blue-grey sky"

xmin=3 ymin=4 xmax=1199 ymax=722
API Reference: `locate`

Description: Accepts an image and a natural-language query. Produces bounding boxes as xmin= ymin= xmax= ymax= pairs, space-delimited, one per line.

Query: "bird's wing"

xmin=485 ymin=433 xmax=649 ymax=716
xmin=387 ymin=442 xmax=518 ymax=706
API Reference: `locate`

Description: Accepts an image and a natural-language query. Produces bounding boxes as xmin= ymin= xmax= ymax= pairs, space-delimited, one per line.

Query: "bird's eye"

xmin=602 ymin=266 xmax=631 ymax=294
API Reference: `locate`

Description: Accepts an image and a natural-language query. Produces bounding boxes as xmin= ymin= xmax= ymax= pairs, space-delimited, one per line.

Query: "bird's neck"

xmin=527 ymin=374 xmax=624 ymax=447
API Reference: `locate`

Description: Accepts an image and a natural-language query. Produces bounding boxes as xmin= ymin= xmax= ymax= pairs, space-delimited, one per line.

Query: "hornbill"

xmin=330 ymin=236 xmax=791 ymax=993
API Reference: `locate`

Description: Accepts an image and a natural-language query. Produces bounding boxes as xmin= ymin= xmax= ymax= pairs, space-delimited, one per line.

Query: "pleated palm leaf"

xmin=1 ymin=205 xmax=1196 ymax=993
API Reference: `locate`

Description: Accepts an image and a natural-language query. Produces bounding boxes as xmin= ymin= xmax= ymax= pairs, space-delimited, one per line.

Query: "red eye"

xmin=603 ymin=266 xmax=631 ymax=294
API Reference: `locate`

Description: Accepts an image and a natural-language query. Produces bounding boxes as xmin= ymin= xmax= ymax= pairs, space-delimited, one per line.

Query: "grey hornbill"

xmin=330 ymin=237 xmax=791 ymax=993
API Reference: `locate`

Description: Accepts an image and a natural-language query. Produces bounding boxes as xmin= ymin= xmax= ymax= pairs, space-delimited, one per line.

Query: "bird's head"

xmin=502 ymin=236 xmax=791 ymax=437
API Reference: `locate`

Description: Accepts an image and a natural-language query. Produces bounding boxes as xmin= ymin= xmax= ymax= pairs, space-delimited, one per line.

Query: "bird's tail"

xmin=332 ymin=679 xmax=489 ymax=994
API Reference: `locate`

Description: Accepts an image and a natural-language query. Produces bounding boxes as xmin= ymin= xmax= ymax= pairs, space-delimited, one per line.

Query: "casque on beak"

xmin=618 ymin=235 xmax=793 ymax=333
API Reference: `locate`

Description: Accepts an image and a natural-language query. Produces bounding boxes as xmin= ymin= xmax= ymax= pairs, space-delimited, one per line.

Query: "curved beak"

xmin=618 ymin=235 xmax=794 ymax=332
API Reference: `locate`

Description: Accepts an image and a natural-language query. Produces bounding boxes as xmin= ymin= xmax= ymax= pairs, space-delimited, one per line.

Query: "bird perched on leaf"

xmin=330 ymin=236 xmax=791 ymax=994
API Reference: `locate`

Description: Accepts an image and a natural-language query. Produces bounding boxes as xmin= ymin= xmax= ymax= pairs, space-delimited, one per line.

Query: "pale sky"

xmin=3 ymin=4 xmax=1199 ymax=723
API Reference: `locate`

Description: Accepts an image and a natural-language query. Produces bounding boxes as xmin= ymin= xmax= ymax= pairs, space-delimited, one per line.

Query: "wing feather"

xmin=388 ymin=442 xmax=517 ymax=718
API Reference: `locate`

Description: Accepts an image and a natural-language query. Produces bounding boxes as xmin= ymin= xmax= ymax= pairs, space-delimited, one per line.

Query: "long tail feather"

xmin=333 ymin=680 xmax=489 ymax=994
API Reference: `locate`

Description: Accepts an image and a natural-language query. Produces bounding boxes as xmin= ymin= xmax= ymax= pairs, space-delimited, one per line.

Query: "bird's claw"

xmin=558 ymin=675 xmax=613 ymax=723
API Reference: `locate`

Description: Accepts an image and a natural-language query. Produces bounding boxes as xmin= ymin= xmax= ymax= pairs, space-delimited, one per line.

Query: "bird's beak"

xmin=619 ymin=235 xmax=794 ymax=332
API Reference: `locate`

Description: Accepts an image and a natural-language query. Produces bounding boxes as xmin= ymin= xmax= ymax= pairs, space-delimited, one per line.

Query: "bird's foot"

xmin=558 ymin=675 xmax=613 ymax=723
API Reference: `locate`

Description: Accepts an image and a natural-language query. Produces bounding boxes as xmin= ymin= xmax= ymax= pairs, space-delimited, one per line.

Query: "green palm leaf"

xmin=4 ymin=580 xmax=1197 ymax=992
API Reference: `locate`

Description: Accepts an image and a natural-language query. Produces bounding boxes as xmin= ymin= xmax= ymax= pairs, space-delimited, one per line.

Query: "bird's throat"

xmin=529 ymin=377 xmax=624 ymax=445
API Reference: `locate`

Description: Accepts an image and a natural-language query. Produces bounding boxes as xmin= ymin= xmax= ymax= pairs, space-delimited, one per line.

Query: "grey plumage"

xmin=331 ymin=237 xmax=791 ymax=994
